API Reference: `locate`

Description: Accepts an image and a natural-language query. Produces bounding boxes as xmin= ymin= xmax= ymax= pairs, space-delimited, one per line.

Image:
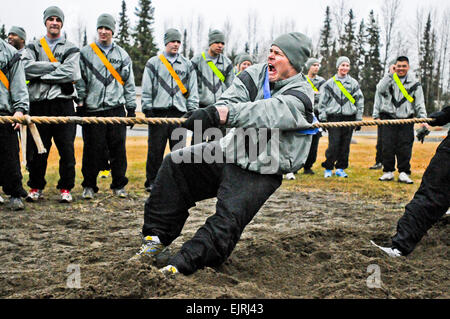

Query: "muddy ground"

xmin=0 ymin=186 xmax=448 ymax=299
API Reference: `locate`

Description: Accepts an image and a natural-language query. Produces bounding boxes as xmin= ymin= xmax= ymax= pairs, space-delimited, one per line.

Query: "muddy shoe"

xmin=26 ymin=189 xmax=43 ymax=202
xmin=9 ymin=197 xmax=24 ymax=211
xmin=370 ymin=240 xmax=403 ymax=257
xmin=0 ymin=194 xmax=4 ymax=204
xmin=82 ymin=187 xmax=94 ymax=200
xmin=113 ymin=188 xmax=128 ymax=198
xmin=159 ymin=265 xmax=179 ymax=277
xmin=131 ymin=235 xmax=167 ymax=260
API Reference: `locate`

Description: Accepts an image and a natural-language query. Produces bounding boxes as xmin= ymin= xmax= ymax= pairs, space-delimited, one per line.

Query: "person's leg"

xmin=0 ymin=124 xmax=27 ymax=198
xmin=375 ymin=125 xmax=383 ymax=164
xmin=52 ymin=99 xmax=76 ymax=191
xmin=304 ymin=132 xmax=320 ymax=171
xmin=335 ymin=126 xmax=353 ymax=170
xmin=396 ymin=123 xmax=414 ymax=175
xmin=381 ymin=125 xmax=397 ymax=173
xmin=169 ymin=164 xmax=282 ymax=275
xmin=391 ymin=135 xmax=450 ymax=255
xmin=142 ymin=142 xmax=225 ymax=244
xmin=106 ymin=107 xmax=128 ymax=190
xmin=322 ymin=127 xmax=341 ymax=170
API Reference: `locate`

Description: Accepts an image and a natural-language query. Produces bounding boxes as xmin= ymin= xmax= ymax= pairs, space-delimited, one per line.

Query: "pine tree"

xmin=319 ymin=6 xmax=334 ymax=78
xmin=116 ymin=0 xmax=131 ymax=51
xmin=418 ymin=13 xmax=437 ymax=113
xmin=354 ymin=19 xmax=367 ymax=81
xmin=130 ymin=0 xmax=158 ymax=85
xmin=82 ymin=28 xmax=88 ymax=47
xmin=0 ymin=24 xmax=7 ymax=40
xmin=338 ymin=9 xmax=358 ymax=78
xmin=361 ymin=10 xmax=383 ymax=116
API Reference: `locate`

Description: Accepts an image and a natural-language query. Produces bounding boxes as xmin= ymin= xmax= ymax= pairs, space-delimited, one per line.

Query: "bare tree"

xmin=331 ymin=0 xmax=348 ymax=48
xmin=381 ymin=0 xmax=402 ymax=70
xmin=73 ymin=15 xmax=87 ymax=48
xmin=196 ymin=14 xmax=205 ymax=53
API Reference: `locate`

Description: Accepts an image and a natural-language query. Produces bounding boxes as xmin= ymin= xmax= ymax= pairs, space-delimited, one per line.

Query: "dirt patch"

xmin=0 ymin=188 xmax=448 ymax=299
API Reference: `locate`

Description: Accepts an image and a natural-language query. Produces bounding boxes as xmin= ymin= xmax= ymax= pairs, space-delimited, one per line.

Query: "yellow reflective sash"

xmin=90 ymin=42 xmax=124 ymax=86
xmin=393 ymin=73 xmax=414 ymax=103
xmin=159 ymin=54 xmax=189 ymax=97
xmin=306 ymin=76 xmax=319 ymax=92
xmin=0 ymin=70 xmax=9 ymax=90
xmin=202 ymin=52 xmax=225 ymax=82
xmin=40 ymin=37 xmax=58 ymax=62
xmin=333 ymin=76 xmax=355 ymax=105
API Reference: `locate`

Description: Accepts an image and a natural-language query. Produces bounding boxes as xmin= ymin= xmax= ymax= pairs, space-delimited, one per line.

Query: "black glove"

xmin=429 ymin=106 xmax=450 ymax=127
xmin=126 ymin=108 xmax=136 ymax=129
xmin=354 ymin=126 xmax=361 ymax=131
xmin=76 ymin=106 xmax=86 ymax=116
xmin=416 ymin=126 xmax=430 ymax=143
xmin=144 ymin=109 xmax=154 ymax=118
xmin=182 ymin=105 xmax=220 ymax=132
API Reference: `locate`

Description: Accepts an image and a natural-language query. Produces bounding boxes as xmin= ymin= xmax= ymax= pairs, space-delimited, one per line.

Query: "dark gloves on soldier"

xmin=126 ymin=108 xmax=136 ymax=129
xmin=429 ymin=106 xmax=450 ymax=126
xmin=76 ymin=105 xmax=85 ymax=116
xmin=354 ymin=126 xmax=361 ymax=131
xmin=182 ymin=105 xmax=220 ymax=132
xmin=416 ymin=126 xmax=430 ymax=143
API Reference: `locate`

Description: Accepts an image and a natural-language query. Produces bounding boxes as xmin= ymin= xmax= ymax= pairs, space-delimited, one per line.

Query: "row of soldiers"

xmin=0 ymin=5 xmax=429 ymax=212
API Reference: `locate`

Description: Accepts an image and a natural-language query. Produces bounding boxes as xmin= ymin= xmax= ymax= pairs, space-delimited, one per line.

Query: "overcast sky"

xmin=1 ymin=0 xmax=447 ymax=53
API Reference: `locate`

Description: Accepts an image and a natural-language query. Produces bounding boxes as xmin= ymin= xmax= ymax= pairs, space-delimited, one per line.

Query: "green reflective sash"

xmin=333 ymin=76 xmax=355 ymax=105
xmin=202 ymin=52 xmax=225 ymax=82
xmin=393 ymin=73 xmax=414 ymax=103
xmin=306 ymin=76 xmax=319 ymax=92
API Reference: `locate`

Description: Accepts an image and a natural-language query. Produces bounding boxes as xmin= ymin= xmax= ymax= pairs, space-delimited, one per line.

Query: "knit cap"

xmin=97 ymin=13 xmax=116 ymax=33
xmin=336 ymin=56 xmax=350 ymax=68
xmin=43 ymin=6 xmax=65 ymax=25
xmin=8 ymin=26 xmax=26 ymax=41
xmin=164 ymin=28 xmax=182 ymax=45
xmin=272 ymin=32 xmax=312 ymax=73
xmin=305 ymin=57 xmax=320 ymax=71
xmin=237 ymin=53 xmax=253 ymax=65
xmin=208 ymin=30 xmax=225 ymax=46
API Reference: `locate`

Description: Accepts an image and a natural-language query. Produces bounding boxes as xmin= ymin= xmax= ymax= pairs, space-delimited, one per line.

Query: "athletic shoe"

xmin=82 ymin=187 xmax=94 ymax=200
xmin=324 ymin=169 xmax=333 ymax=178
xmin=9 ymin=197 xmax=24 ymax=211
xmin=145 ymin=184 xmax=154 ymax=193
xmin=60 ymin=189 xmax=73 ymax=203
xmin=398 ymin=172 xmax=413 ymax=184
xmin=379 ymin=172 xmax=394 ymax=181
xmin=159 ymin=265 xmax=179 ymax=276
xmin=335 ymin=168 xmax=348 ymax=178
xmin=370 ymin=240 xmax=403 ymax=257
xmin=99 ymin=170 xmax=110 ymax=179
xmin=369 ymin=163 xmax=383 ymax=170
xmin=132 ymin=235 xmax=167 ymax=259
xmin=113 ymin=188 xmax=128 ymax=198
xmin=26 ymin=189 xmax=43 ymax=202
xmin=303 ymin=168 xmax=315 ymax=175
xmin=0 ymin=194 xmax=4 ymax=204
xmin=284 ymin=173 xmax=296 ymax=180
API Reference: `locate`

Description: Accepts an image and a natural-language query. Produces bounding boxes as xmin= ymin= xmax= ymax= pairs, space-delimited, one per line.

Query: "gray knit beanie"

xmin=208 ymin=30 xmax=225 ymax=46
xmin=164 ymin=28 xmax=182 ymax=45
xmin=237 ymin=53 xmax=253 ymax=66
xmin=305 ymin=57 xmax=320 ymax=71
xmin=336 ymin=56 xmax=350 ymax=68
xmin=97 ymin=14 xmax=116 ymax=33
xmin=272 ymin=32 xmax=312 ymax=73
xmin=8 ymin=26 xmax=26 ymax=41
xmin=43 ymin=6 xmax=65 ymax=26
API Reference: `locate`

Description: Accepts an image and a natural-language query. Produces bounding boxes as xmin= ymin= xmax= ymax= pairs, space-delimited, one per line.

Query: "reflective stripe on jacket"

xmin=0 ymin=39 xmax=29 ymax=115
xmin=76 ymin=42 xmax=136 ymax=112
xmin=141 ymin=53 xmax=198 ymax=113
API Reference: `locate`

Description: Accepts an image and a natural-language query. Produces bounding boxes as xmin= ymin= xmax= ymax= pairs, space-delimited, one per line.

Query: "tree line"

xmin=1 ymin=0 xmax=448 ymax=115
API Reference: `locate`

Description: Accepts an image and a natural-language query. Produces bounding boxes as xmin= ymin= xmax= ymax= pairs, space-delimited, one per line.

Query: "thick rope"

xmin=0 ymin=115 xmax=435 ymax=128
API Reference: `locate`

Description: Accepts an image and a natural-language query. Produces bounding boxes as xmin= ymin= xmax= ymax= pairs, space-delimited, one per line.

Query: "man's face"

xmin=309 ymin=62 xmax=320 ymax=76
xmin=7 ymin=33 xmax=24 ymax=50
xmin=337 ymin=62 xmax=350 ymax=76
xmin=395 ymin=61 xmax=409 ymax=77
xmin=267 ymin=45 xmax=297 ymax=82
xmin=209 ymin=42 xmax=224 ymax=56
xmin=165 ymin=41 xmax=181 ymax=55
xmin=238 ymin=61 xmax=252 ymax=72
xmin=45 ymin=16 xmax=63 ymax=37
xmin=97 ymin=27 xmax=113 ymax=45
